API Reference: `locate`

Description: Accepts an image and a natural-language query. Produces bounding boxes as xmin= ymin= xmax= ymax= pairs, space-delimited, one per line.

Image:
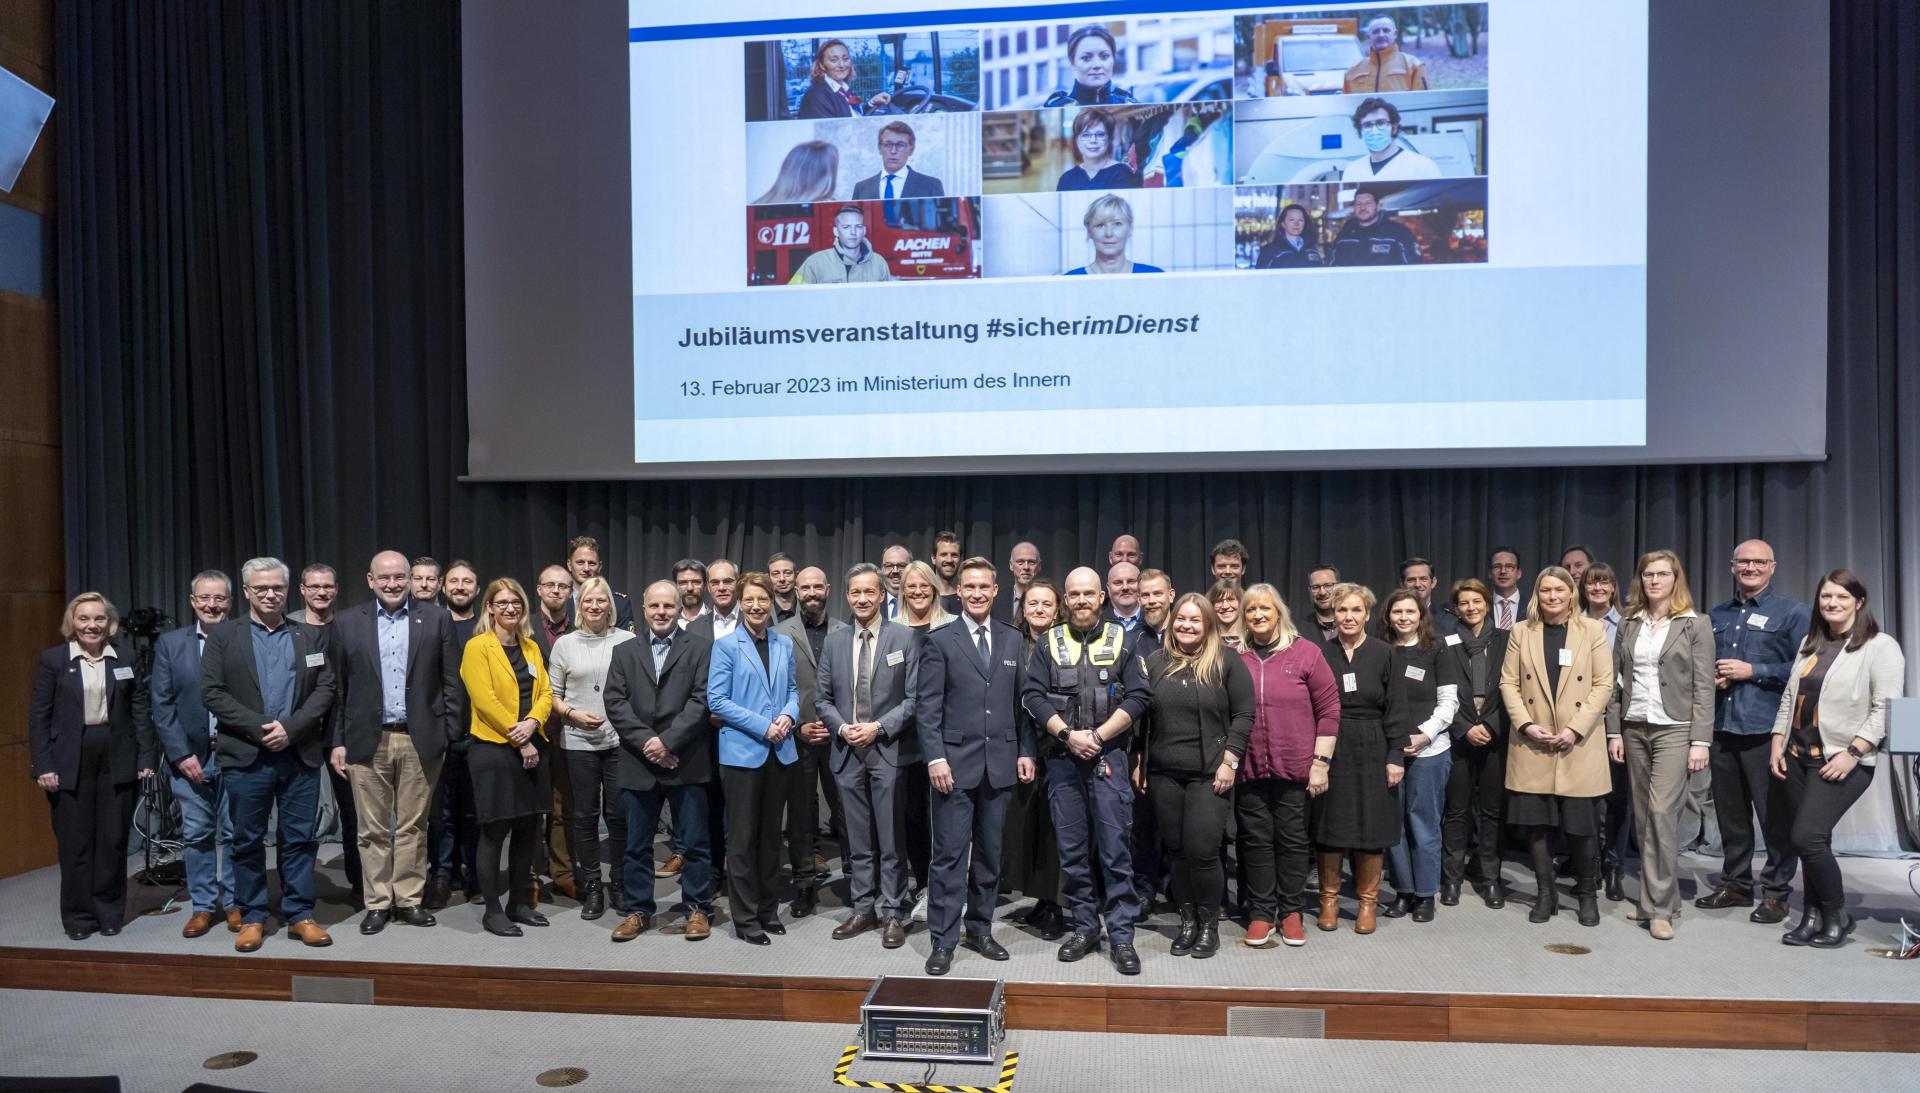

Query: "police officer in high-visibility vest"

xmin=1021 ymin=567 xmax=1153 ymax=975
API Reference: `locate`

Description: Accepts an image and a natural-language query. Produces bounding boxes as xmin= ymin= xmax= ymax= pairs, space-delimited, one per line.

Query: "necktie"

xmin=883 ymin=174 xmax=896 ymax=200
xmin=976 ymin=625 xmax=991 ymax=673
xmin=888 ymin=596 xmax=898 ymax=619
xmin=1498 ymin=599 xmax=1513 ymax=629
xmin=854 ymin=630 xmax=874 ymax=724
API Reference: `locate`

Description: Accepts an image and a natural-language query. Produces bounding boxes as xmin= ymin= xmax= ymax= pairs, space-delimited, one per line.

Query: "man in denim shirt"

xmin=1697 ymin=540 xmax=1811 ymax=923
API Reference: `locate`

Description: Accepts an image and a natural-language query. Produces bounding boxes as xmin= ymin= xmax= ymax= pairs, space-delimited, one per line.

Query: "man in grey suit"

xmin=915 ymin=557 xmax=1034 ymax=976
xmin=817 ymin=563 xmax=919 ymax=948
xmin=850 ymin=121 xmax=946 ymax=200
xmin=774 ymin=566 xmax=847 ymax=918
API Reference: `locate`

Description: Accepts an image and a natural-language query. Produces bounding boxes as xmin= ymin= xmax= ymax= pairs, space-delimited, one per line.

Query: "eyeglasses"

xmin=491 ymin=599 xmax=524 ymax=610
xmin=190 ymin=594 xmax=230 ymax=605
xmin=1731 ymin=559 xmax=1774 ymax=569
xmin=878 ymin=141 xmax=912 ymax=152
xmin=247 ymin=584 xmax=287 ymax=594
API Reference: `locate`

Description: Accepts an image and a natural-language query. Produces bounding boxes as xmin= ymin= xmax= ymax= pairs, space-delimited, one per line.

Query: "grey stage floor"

xmin=2 ymin=846 xmax=1915 ymax=1003
xmin=0 ymin=988 xmax=1913 ymax=1093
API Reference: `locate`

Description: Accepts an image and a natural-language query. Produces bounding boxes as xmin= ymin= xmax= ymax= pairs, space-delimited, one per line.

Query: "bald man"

xmin=997 ymin=541 xmax=1043 ymax=622
xmin=773 ymin=565 xmax=848 ymax=916
xmin=1700 ymin=538 xmax=1812 ymax=921
xmin=1104 ymin=562 xmax=1143 ymax=632
xmin=1107 ymin=535 xmax=1142 ymax=568
xmin=329 ymin=550 xmax=462 ymax=933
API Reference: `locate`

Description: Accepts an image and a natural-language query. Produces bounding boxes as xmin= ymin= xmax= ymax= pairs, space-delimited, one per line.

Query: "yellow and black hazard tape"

xmin=832 ymin=1044 xmax=1020 ymax=1093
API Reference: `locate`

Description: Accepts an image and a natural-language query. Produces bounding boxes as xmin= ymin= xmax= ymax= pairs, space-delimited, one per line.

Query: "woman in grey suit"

xmin=1770 ymin=569 xmax=1905 ymax=949
xmin=1606 ymin=551 xmax=1715 ymax=940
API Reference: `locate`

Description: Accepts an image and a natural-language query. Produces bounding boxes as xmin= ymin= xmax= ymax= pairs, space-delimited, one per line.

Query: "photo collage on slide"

xmin=739 ymin=5 xmax=1488 ymax=287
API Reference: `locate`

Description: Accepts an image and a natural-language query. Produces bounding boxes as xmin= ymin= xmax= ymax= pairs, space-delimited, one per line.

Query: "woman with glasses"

xmin=1208 ymin=579 xmax=1248 ymax=651
xmin=459 ymin=578 xmax=553 ymax=937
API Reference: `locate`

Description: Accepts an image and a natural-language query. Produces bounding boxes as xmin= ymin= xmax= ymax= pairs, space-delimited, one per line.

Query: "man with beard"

xmin=425 ymin=560 xmax=484 ymax=908
xmin=1137 ymin=569 xmax=1175 ymax=652
xmin=774 ymin=566 xmax=847 ymax=916
xmin=768 ymin=553 xmax=800 ymax=624
xmin=931 ymin=530 xmax=963 ymax=600
xmin=1023 ymin=567 xmax=1152 ymax=975
xmin=672 ymin=559 xmax=708 ymax=631
xmin=1305 ymin=565 xmax=1341 ymax=642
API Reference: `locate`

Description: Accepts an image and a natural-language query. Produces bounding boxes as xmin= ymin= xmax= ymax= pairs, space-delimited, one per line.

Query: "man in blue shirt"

xmin=151 ymin=569 xmax=237 ymax=938
xmin=1696 ymin=539 xmax=1811 ymax=923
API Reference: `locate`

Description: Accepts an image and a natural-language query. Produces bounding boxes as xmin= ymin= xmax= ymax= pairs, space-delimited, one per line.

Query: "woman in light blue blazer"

xmin=708 ymin=571 xmax=801 ymax=944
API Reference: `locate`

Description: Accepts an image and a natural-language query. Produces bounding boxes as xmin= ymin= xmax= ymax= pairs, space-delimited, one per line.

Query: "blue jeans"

xmin=226 ymin=749 xmax=321 ymax=925
xmin=1387 ymin=749 xmax=1453 ymax=898
xmin=622 ymin=783 xmax=712 ymax=916
xmin=170 ymin=762 xmax=232 ymax=912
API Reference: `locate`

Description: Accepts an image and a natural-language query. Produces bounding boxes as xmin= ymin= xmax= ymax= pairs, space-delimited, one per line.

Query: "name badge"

xmin=112 ymin=666 xmax=135 ymax=681
xmin=1371 ymin=242 xmax=1391 ymax=253
xmin=1002 ymin=659 xmax=1016 ymax=668
xmin=1557 ymin=648 xmax=1575 ymax=668
xmin=1746 ymin=614 xmax=1769 ymax=629
xmin=1444 ymin=633 xmax=1462 ymax=647
xmin=305 ymin=652 xmax=327 ymax=668
xmin=1404 ymin=665 xmax=1426 ymax=682
xmin=1342 ymin=672 xmax=1357 ymax=693
xmin=885 ymin=650 xmax=905 ymax=667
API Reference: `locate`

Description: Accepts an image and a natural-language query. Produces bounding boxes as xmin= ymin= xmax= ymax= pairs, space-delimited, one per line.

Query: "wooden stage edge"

xmin=2 ymin=945 xmax=1914 ymax=1054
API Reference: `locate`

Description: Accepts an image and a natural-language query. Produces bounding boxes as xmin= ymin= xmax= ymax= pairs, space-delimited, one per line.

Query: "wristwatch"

xmin=1223 ymin=755 xmax=1240 ymax=771
xmin=1846 ymin=743 xmax=1869 ymax=760
xmin=1312 ymin=754 xmax=1331 ymax=766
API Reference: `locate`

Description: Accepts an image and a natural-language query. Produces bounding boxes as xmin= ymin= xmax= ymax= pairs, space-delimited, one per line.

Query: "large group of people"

xmin=26 ymin=533 xmax=1904 ymax=971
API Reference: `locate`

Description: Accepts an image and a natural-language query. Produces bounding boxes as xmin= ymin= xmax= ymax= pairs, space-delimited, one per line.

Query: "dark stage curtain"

xmin=56 ymin=3 xmax=1918 ymax=845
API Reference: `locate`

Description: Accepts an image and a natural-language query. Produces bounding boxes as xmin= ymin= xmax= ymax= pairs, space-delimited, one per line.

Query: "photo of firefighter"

xmin=747 ymin=198 xmax=983 ymax=287
xmin=1232 ymin=180 xmax=1487 ymax=269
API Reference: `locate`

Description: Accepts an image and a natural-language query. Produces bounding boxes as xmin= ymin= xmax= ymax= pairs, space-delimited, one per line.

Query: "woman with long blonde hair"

xmin=460 ymin=577 xmax=553 ymax=937
xmin=1138 ymin=593 xmax=1253 ymax=958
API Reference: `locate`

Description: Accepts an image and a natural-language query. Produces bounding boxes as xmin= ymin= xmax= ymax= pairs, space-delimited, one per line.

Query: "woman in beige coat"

xmin=1500 ymin=566 xmax=1614 ymax=926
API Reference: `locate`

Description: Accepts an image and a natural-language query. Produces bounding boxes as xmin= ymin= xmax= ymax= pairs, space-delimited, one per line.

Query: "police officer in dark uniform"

xmin=1022 ymin=567 xmax=1153 ymax=975
xmin=1329 ymin=187 xmax=1422 ymax=267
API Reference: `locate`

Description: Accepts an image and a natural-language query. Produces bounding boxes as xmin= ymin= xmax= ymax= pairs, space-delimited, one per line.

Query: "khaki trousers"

xmin=1623 ymin=719 xmax=1691 ymax=921
xmin=349 ymin=731 xmax=441 ymax=911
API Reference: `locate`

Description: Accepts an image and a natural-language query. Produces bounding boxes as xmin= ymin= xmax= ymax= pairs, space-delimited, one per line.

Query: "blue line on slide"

xmin=631 ymin=0 xmax=1330 ymax=42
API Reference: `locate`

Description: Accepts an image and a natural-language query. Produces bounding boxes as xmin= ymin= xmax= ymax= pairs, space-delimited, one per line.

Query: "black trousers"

xmin=1235 ymin=777 xmax=1311 ymax=922
xmin=563 ymin=747 xmax=626 ymax=885
xmin=1711 ymin=731 xmax=1798 ymax=899
xmin=48 ymin=725 xmax=136 ymax=932
xmin=721 ymin=760 xmax=790 ymax=933
xmin=1782 ymin=757 xmax=1874 ymax=915
xmin=326 ymin=762 xmax=362 ymax=894
xmin=477 ymin=815 xmax=539 ymax=919
xmin=1441 ymin=740 xmax=1505 ymax=887
xmin=901 ymin=761 xmax=932 ymax=889
xmin=786 ymin=740 xmax=831 ymax=887
xmin=1150 ymin=771 xmax=1232 ymax=918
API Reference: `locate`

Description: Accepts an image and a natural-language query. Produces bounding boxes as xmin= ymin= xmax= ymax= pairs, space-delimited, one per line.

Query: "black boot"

xmin=1603 ymin=867 xmax=1625 ymax=902
xmin=1411 ymin=896 xmax=1437 ymax=923
xmin=1807 ymin=908 xmax=1855 ymax=949
xmin=1190 ymin=917 xmax=1221 ymax=959
xmin=1528 ymin=829 xmax=1558 ymax=924
xmin=1571 ymin=836 xmax=1602 ymax=926
xmin=1170 ymin=905 xmax=1199 ymax=957
xmin=580 ymin=877 xmax=607 ymax=921
xmin=1439 ymin=881 xmax=1461 ymax=907
xmin=1381 ymin=893 xmax=1415 ymax=919
xmin=1781 ymin=905 xmax=1824 ymax=947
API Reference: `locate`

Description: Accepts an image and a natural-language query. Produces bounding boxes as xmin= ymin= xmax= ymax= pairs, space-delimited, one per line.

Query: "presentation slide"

xmin=629 ymin=1 xmax=1646 ymax=466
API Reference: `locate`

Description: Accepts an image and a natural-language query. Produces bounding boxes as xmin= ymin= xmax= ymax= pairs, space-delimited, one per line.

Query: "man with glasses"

xmin=851 ymin=121 xmax=946 ymax=201
xmin=531 ymin=565 xmax=577 ymax=902
xmin=151 ymin=570 xmax=239 ymax=938
xmin=879 ymin=546 xmax=911 ymax=620
xmin=288 ymin=563 xmax=361 ymax=907
xmin=201 ymin=557 xmax=338 ymax=952
xmin=1304 ymin=565 xmax=1341 ymax=642
xmin=1698 ymin=540 xmax=1812 ymax=922
xmin=1487 ymin=549 xmax=1525 ymax=630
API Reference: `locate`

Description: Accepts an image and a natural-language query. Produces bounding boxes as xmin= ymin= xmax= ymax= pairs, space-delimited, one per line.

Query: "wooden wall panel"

xmin=0 ymin=743 xmax=57 ymax=874
xmin=0 ymin=293 xmax=57 ymax=444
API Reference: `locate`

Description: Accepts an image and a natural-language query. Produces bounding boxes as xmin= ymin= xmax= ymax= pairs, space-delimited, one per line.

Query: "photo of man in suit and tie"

xmin=851 ymin=121 xmax=946 ymax=200
xmin=914 ymin=556 xmax=1035 ymax=976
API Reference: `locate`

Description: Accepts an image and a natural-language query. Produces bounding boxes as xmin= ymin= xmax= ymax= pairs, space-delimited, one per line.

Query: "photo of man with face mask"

xmin=1341 ymin=97 xmax=1441 ymax=182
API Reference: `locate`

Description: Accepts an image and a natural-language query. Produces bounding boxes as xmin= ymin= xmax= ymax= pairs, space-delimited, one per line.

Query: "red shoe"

xmin=1279 ymin=912 xmax=1307 ymax=947
xmin=1242 ymin=919 xmax=1275 ymax=948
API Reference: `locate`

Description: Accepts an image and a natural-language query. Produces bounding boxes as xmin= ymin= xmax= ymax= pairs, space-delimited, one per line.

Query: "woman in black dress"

xmin=1003 ymin=581 xmax=1066 ymax=938
xmin=1313 ymin=583 xmax=1407 ymax=934
xmin=458 ymin=577 xmax=554 ymax=937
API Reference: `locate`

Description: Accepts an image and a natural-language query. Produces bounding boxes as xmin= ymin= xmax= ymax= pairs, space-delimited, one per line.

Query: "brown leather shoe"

xmin=528 ymin=881 xmax=543 ymax=908
xmin=551 ymin=876 xmax=578 ymax=900
xmin=658 ymin=854 xmax=685 ymax=877
xmin=1354 ymin=852 xmax=1383 ymax=935
xmin=234 ymin=923 xmax=265 ymax=953
xmin=610 ymin=913 xmax=651 ymax=942
xmin=287 ymin=919 xmax=333 ymax=947
xmin=1316 ymin=852 xmax=1343 ymax=931
xmin=881 ymin=917 xmax=907 ymax=949
xmin=834 ymin=912 xmax=879 ymax=940
xmin=226 ymin=907 xmax=245 ymax=933
xmin=182 ymin=911 xmax=217 ymax=938
xmin=684 ymin=911 xmax=711 ymax=941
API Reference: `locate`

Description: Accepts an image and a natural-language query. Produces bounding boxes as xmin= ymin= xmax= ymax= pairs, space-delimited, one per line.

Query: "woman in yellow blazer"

xmin=460 ymin=577 xmax=553 ymax=937
xmin=1500 ymin=566 xmax=1614 ymax=928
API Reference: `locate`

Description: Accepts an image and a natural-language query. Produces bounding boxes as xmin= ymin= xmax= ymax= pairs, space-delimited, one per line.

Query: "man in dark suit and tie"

xmin=774 ymin=566 xmax=847 ymax=918
xmin=328 ymin=551 xmax=462 ymax=935
xmin=604 ymin=581 xmax=717 ymax=941
xmin=850 ymin=121 xmax=946 ymax=201
xmin=915 ymin=556 xmax=1034 ymax=975
xmin=201 ymin=557 xmax=338 ymax=952
xmin=879 ymin=545 xmax=911 ymax=621
xmin=151 ymin=569 xmax=239 ymax=938
xmin=818 ymin=563 xmax=919 ymax=948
